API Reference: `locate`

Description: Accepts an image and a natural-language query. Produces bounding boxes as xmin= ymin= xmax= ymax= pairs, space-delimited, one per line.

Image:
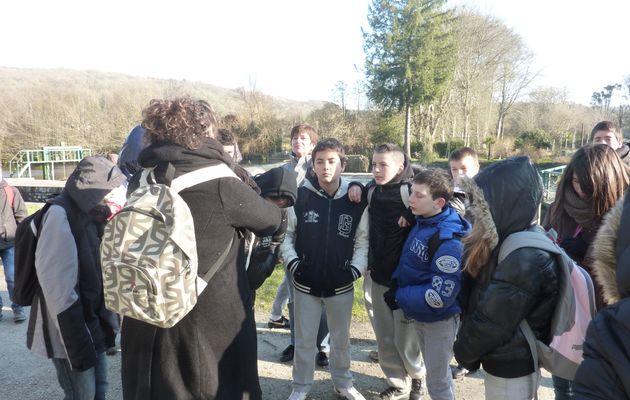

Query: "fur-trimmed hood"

xmin=459 ymin=156 xmax=542 ymax=258
xmin=591 ymin=193 xmax=630 ymax=304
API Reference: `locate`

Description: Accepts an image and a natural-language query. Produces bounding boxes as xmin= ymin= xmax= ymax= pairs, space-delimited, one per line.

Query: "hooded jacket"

xmin=281 ymin=175 xmax=369 ymax=298
xmin=573 ymin=195 xmax=630 ymax=399
xmin=246 ymin=167 xmax=298 ymax=290
xmin=27 ymin=156 xmax=126 ymax=371
xmin=121 ymin=138 xmax=281 ymax=400
xmin=453 ymin=156 xmax=561 ymax=379
xmin=282 ymin=152 xmax=312 ymax=186
xmin=363 ymin=153 xmax=416 ymax=287
xmin=393 ymin=206 xmax=470 ymax=322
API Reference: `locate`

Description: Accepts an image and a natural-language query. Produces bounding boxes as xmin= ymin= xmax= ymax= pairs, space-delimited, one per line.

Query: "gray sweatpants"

xmin=415 ymin=316 xmax=458 ymax=400
xmin=370 ymin=280 xmax=425 ymax=390
xmin=485 ymin=372 xmax=539 ymax=400
xmin=292 ymin=290 xmax=355 ymax=393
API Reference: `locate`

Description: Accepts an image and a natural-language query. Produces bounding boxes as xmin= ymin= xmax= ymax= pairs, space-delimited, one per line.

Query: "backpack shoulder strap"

xmin=170 ymin=163 xmax=238 ymax=193
xmin=199 ymin=235 xmax=234 ymax=284
xmin=367 ymin=186 xmax=376 ymax=206
xmin=3 ymin=186 xmax=14 ymax=209
xmin=427 ymin=231 xmax=443 ymax=261
xmin=498 ymin=229 xmax=561 ymax=263
xmin=400 ymin=183 xmax=410 ymax=209
xmin=519 ymin=319 xmax=541 ymax=400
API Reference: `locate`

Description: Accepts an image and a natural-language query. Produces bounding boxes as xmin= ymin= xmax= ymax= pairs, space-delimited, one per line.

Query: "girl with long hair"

xmin=542 ymin=143 xmax=629 ymax=400
xmin=543 ymin=143 xmax=629 ymax=310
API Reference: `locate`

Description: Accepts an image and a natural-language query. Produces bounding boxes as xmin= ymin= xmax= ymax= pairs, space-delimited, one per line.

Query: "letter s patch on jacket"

xmin=435 ymin=255 xmax=459 ymax=273
xmin=337 ymin=214 xmax=353 ymax=238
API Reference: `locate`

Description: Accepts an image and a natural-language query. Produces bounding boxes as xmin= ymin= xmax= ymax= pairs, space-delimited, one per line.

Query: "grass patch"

xmin=255 ymin=264 xmax=369 ymax=322
xmin=26 ymin=202 xmax=44 ymax=215
xmin=24 ymin=201 xmax=371 ymax=322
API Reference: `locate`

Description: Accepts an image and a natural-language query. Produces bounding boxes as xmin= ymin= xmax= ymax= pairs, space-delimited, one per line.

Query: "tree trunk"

xmin=496 ymin=113 xmax=504 ymax=139
xmin=404 ymin=104 xmax=412 ymax=158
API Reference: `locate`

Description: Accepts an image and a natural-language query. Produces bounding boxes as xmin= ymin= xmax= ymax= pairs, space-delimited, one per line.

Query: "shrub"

xmin=514 ymin=129 xmax=553 ymax=150
xmin=432 ymin=140 xmax=465 ymax=158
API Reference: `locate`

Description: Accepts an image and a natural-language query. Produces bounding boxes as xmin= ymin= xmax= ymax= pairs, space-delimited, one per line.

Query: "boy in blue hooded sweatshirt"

xmin=387 ymin=168 xmax=470 ymax=400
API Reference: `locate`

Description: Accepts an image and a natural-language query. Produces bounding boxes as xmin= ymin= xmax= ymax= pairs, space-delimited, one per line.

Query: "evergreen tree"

xmin=363 ymin=0 xmax=455 ymax=157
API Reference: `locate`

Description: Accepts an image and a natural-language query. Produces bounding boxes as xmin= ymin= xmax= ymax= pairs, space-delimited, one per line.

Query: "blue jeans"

xmin=552 ymin=375 xmax=574 ymax=399
xmin=52 ymin=352 xmax=108 ymax=400
xmin=0 ymin=246 xmax=21 ymax=312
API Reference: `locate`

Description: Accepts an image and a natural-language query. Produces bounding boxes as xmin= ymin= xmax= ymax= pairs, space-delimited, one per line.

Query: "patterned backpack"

xmin=101 ymin=163 xmax=237 ymax=328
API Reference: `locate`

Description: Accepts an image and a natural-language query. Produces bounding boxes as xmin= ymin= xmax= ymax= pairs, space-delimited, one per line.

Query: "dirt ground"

xmin=0 ymin=274 xmax=555 ymax=399
xmin=255 ymin=311 xmax=555 ymax=400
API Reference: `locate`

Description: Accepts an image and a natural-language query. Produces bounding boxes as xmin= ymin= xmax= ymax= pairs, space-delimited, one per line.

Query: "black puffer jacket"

xmin=454 ymin=156 xmax=561 ymax=378
xmin=364 ymin=153 xmax=415 ymax=286
xmin=573 ymin=193 xmax=630 ymax=399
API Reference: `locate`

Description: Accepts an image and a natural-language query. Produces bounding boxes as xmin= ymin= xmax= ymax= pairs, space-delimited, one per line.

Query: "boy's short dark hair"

xmin=413 ymin=168 xmax=453 ymax=202
xmin=311 ymin=138 xmax=347 ymax=165
xmin=290 ymin=124 xmax=318 ymax=143
xmin=590 ymin=120 xmax=621 ymax=142
xmin=448 ymin=147 xmax=479 ymax=164
xmin=217 ymin=128 xmax=237 ymax=146
xmin=374 ymin=143 xmax=405 ymax=165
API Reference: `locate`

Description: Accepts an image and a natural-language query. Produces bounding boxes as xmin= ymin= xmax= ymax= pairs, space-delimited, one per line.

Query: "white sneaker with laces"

xmin=287 ymin=390 xmax=307 ymax=400
xmin=335 ymin=386 xmax=366 ymax=400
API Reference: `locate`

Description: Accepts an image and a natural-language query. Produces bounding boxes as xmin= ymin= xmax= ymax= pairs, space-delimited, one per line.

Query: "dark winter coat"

xmin=120 ymin=138 xmax=281 ymax=400
xmin=453 ymin=156 xmax=561 ymax=379
xmin=573 ymin=193 xmax=630 ymax=399
xmin=363 ymin=154 xmax=415 ymax=287
xmin=27 ymin=156 xmax=125 ymax=370
xmin=0 ymin=179 xmax=28 ymax=249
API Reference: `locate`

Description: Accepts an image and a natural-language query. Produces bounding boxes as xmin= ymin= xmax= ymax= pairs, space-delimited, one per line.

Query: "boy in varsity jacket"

xmin=388 ymin=168 xmax=470 ymax=400
xmin=281 ymin=138 xmax=369 ymax=400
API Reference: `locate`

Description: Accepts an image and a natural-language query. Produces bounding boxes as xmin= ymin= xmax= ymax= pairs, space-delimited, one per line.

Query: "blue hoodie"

xmin=393 ymin=206 xmax=471 ymax=323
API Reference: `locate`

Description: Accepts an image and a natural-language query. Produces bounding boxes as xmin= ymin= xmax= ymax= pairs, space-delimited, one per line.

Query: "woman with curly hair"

xmin=542 ymin=143 xmax=629 ymax=399
xmin=120 ymin=96 xmax=282 ymax=400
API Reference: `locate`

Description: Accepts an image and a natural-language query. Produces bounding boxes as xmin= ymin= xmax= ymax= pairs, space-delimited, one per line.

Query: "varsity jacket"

xmin=281 ymin=176 xmax=369 ymax=298
xmin=393 ymin=206 xmax=470 ymax=322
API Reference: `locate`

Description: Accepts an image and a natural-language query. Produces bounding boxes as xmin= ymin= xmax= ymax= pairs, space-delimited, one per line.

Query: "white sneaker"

xmin=335 ymin=386 xmax=366 ymax=400
xmin=288 ymin=390 xmax=307 ymax=400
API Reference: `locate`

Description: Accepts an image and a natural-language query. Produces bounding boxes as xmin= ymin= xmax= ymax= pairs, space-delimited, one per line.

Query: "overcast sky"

xmin=1 ymin=0 xmax=628 ymax=105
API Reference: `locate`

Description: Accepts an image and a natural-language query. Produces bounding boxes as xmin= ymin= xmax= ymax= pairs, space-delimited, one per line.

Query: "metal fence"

xmin=539 ymin=165 xmax=566 ymax=204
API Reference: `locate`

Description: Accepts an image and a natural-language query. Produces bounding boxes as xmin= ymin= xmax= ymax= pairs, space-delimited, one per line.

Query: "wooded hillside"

xmin=0 ymin=67 xmax=322 ymax=161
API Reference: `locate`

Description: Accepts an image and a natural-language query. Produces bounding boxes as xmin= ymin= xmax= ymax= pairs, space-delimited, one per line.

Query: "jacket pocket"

xmin=293 ymin=260 xmax=318 ymax=291
xmin=329 ymin=261 xmax=355 ymax=290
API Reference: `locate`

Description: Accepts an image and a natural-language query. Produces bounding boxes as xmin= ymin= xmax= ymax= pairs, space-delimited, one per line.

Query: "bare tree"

xmin=494 ymin=32 xmax=538 ymax=139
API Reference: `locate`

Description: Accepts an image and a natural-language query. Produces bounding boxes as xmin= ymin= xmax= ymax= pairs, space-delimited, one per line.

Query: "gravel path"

xmin=0 ymin=276 xmax=554 ymax=399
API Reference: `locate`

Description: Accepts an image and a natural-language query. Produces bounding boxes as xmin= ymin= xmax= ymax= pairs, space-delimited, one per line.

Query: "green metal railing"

xmin=9 ymin=146 xmax=92 ymax=179
xmin=539 ymin=165 xmax=566 ymax=203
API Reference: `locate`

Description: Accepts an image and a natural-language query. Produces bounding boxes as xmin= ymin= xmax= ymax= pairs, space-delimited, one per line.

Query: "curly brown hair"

xmin=142 ymin=97 xmax=218 ymax=150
